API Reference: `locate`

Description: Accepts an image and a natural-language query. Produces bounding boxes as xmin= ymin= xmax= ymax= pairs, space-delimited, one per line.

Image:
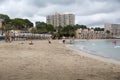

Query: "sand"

xmin=0 ymin=40 xmax=120 ymax=80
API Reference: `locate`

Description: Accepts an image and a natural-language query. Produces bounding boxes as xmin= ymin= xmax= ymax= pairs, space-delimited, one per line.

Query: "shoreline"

xmin=66 ymin=44 xmax=120 ymax=65
xmin=65 ymin=39 xmax=120 ymax=65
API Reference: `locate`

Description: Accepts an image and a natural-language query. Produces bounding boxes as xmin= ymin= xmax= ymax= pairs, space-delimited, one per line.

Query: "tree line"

xmin=0 ymin=13 xmax=105 ymax=38
xmin=34 ymin=21 xmax=89 ymax=38
xmin=0 ymin=14 xmax=33 ymax=30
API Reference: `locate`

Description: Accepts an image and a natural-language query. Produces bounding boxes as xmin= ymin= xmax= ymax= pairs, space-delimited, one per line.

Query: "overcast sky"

xmin=0 ymin=0 xmax=120 ymax=27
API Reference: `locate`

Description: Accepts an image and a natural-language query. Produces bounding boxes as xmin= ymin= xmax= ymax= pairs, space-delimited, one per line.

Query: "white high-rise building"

xmin=104 ymin=23 xmax=120 ymax=35
xmin=46 ymin=13 xmax=75 ymax=30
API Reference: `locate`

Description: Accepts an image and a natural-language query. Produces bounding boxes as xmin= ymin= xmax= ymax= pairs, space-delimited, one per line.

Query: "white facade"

xmin=75 ymin=29 xmax=107 ymax=39
xmin=104 ymin=23 xmax=120 ymax=35
xmin=46 ymin=13 xmax=75 ymax=29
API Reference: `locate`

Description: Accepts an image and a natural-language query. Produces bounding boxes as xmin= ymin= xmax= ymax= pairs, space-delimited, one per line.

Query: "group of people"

xmin=62 ymin=39 xmax=73 ymax=44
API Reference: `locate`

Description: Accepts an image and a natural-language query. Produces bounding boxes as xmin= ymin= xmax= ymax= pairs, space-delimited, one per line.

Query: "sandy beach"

xmin=0 ymin=40 xmax=120 ymax=80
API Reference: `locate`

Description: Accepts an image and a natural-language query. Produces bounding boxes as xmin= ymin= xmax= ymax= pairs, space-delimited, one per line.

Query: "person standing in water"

xmin=112 ymin=41 xmax=116 ymax=45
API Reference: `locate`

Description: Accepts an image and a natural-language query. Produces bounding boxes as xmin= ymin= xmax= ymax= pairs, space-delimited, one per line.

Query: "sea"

xmin=70 ymin=39 xmax=120 ymax=61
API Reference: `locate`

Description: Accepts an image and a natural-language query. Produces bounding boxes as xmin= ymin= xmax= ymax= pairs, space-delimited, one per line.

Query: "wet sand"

xmin=0 ymin=40 xmax=120 ymax=80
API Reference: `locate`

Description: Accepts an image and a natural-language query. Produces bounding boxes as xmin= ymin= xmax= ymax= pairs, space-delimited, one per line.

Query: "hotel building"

xmin=46 ymin=13 xmax=75 ymax=31
xmin=104 ymin=23 xmax=120 ymax=35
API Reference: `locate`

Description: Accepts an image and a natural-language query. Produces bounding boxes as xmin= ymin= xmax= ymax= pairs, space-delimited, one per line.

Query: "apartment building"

xmin=104 ymin=23 xmax=120 ymax=35
xmin=75 ymin=29 xmax=107 ymax=39
xmin=46 ymin=13 xmax=75 ymax=30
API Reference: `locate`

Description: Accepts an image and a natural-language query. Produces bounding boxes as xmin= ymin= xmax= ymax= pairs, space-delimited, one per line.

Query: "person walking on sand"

xmin=63 ymin=39 xmax=65 ymax=44
xmin=48 ymin=40 xmax=51 ymax=44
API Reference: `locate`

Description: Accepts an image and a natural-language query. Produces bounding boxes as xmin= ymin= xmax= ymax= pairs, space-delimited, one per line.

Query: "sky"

xmin=0 ymin=0 xmax=120 ymax=27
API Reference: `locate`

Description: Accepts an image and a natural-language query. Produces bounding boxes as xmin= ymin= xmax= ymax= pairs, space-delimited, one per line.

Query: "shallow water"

xmin=72 ymin=39 xmax=120 ymax=61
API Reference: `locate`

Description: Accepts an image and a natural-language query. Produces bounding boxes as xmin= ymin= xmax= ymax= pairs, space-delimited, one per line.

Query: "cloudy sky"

xmin=0 ymin=0 xmax=120 ymax=27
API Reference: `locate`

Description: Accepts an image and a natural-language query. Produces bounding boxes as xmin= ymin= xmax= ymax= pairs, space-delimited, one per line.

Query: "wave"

xmin=114 ymin=46 xmax=120 ymax=48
